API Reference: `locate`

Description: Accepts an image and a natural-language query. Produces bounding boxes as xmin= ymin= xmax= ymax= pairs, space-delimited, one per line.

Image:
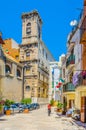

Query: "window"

xmin=38 ymin=87 xmax=40 ymax=92
xmin=26 ymin=52 xmax=30 ymax=57
xmin=26 ymin=22 xmax=31 ymax=35
xmin=38 ymin=25 xmax=41 ymax=39
xmin=5 ymin=65 xmax=11 ymax=74
xmin=32 ymin=88 xmax=34 ymax=91
xmin=34 ymin=43 xmax=38 ymax=47
xmin=63 ymin=69 xmax=65 ymax=78
xmin=42 ymin=48 xmax=44 ymax=56
xmin=15 ymin=55 xmax=19 ymax=60
xmin=46 ymin=53 xmax=47 ymax=60
xmin=26 ymin=27 xmax=31 ymax=34
xmin=39 ymin=72 xmax=40 ymax=79
xmin=25 ymin=86 xmax=30 ymax=91
xmin=17 ymin=69 xmax=21 ymax=77
xmin=27 ymin=23 xmax=31 ymax=26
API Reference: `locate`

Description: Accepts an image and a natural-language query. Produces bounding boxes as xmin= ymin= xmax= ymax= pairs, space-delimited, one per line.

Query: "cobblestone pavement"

xmin=0 ymin=105 xmax=85 ymax=130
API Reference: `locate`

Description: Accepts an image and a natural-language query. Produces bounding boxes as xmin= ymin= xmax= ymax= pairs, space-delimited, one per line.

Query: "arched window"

xmin=17 ymin=69 xmax=21 ymax=77
xmin=38 ymin=87 xmax=40 ymax=92
xmin=5 ymin=65 xmax=11 ymax=74
xmin=27 ymin=22 xmax=31 ymax=26
xmin=26 ymin=22 xmax=31 ymax=35
xmin=25 ymin=86 xmax=30 ymax=91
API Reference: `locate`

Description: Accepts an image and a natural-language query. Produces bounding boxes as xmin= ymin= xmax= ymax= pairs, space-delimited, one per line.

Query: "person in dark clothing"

xmin=47 ymin=104 xmax=51 ymax=116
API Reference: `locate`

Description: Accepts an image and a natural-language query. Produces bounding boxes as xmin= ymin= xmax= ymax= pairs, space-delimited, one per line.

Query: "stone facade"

xmin=19 ymin=10 xmax=54 ymax=102
xmin=0 ymin=10 xmax=54 ymax=103
xmin=0 ymin=38 xmax=23 ymax=102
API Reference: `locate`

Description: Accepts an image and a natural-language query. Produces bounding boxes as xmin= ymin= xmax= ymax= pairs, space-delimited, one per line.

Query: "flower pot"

xmin=6 ymin=110 xmax=11 ymax=115
xmin=23 ymin=109 xmax=29 ymax=113
xmin=57 ymin=109 xmax=62 ymax=112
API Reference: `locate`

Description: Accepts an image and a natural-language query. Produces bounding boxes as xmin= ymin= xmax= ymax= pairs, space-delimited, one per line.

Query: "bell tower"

xmin=21 ymin=10 xmax=42 ymax=44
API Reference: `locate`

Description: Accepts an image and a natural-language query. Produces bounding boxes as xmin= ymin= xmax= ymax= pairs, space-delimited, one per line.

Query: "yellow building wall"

xmin=63 ymin=92 xmax=75 ymax=108
xmin=75 ymin=86 xmax=86 ymax=110
xmin=3 ymin=39 xmax=19 ymax=61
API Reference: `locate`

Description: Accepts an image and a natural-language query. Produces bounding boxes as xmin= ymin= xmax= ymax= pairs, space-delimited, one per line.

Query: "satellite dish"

xmin=70 ymin=20 xmax=78 ymax=26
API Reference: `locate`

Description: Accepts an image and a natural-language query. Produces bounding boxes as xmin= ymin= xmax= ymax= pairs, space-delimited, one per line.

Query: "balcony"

xmin=63 ymin=83 xmax=75 ymax=92
xmin=66 ymin=54 xmax=75 ymax=68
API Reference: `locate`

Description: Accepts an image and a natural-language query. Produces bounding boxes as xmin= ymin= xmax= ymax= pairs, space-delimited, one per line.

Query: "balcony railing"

xmin=63 ymin=83 xmax=75 ymax=92
xmin=66 ymin=55 xmax=75 ymax=67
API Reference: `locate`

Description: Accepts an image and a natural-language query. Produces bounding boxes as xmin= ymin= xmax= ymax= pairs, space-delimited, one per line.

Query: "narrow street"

xmin=0 ymin=105 xmax=85 ymax=130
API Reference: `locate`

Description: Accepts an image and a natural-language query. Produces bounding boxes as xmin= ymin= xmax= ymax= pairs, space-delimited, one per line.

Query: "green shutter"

xmin=52 ymin=82 xmax=54 ymax=88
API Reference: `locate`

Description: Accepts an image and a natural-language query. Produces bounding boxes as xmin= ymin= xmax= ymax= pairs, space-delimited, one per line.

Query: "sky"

xmin=0 ymin=0 xmax=83 ymax=60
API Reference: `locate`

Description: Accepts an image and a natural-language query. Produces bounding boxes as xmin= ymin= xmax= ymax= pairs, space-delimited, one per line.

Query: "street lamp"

xmin=22 ymin=66 xmax=25 ymax=99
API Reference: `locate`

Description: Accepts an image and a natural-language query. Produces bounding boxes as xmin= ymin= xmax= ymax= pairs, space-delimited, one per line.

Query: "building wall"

xmin=0 ymin=52 xmax=23 ymax=102
xmin=22 ymin=11 xmax=42 ymax=44
xmin=72 ymin=29 xmax=82 ymax=72
xmin=75 ymin=86 xmax=86 ymax=110
xmin=3 ymin=39 xmax=19 ymax=61
xmin=49 ymin=62 xmax=61 ymax=102
xmin=20 ymin=10 xmax=54 ymax=102
xmin=63 ymin=92 xmax=75 ymax=108
xmin=2 ymin=63 xmax=22 ymax=102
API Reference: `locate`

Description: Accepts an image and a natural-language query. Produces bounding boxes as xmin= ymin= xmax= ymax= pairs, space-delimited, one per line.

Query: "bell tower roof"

xmin=22 ymin=10 xmax=42 ymax=24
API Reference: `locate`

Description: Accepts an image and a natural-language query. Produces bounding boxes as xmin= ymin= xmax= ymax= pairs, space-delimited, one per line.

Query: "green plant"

xmin=21 ymin=98 xmax=32 ymax=105
xmin=0 ymin=98 xmax=5 ymax=112
xmin=57 ymin=101 xmax=63 ymax=109
xmin=5 ymin=99 xmax=14 ymax=108
xmin=10 ymin=100 xmax=15 ymax=104
xmin=63 ymin=102 xmax=67 ymax=109
xmin=50 ymin=99 xmax=54 ymax=106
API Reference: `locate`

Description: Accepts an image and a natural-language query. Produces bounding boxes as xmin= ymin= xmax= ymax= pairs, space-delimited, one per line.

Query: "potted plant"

xmin=57 ymin=101 xmax=63 ymax=112
xmin=4 ymin=99 xmax=11 ymax=115
xmin=50 ymin=98 xmax=54 ymax=106
xmin=21 ymin=98 xmax=32 ymax=113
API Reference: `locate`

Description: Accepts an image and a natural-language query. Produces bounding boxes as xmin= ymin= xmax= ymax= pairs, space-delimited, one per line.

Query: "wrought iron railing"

xmin=66 ymin=54 xmax=75 ymax=67
xmin=63 ymin=82 xmax=75 ymax=92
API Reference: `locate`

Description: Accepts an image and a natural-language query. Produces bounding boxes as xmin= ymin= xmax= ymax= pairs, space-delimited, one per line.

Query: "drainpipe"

xmin=22 ymin=67 xmax=24 ymax=99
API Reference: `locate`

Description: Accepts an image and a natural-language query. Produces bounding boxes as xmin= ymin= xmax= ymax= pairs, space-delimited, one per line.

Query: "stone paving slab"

xmin=0 ymin=106 xmax=85 ymax=130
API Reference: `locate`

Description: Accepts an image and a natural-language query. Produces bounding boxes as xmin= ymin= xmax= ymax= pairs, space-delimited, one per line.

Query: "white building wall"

xmin=70 ymin=29 xmax=82 ymax=73
xmin=12 ymin=39 xmax=19 ymax=49
xmin=49 ymin=62 xmax=61 ymax=102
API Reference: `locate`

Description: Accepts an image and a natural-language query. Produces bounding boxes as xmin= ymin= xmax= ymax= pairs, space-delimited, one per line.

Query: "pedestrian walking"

xmin=47 ymin=104 xmax=51 ymax=116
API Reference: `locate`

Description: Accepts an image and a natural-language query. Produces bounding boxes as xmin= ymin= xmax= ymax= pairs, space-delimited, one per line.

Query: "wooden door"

xmin=81 ymin=96 xmax=86 ymax=123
